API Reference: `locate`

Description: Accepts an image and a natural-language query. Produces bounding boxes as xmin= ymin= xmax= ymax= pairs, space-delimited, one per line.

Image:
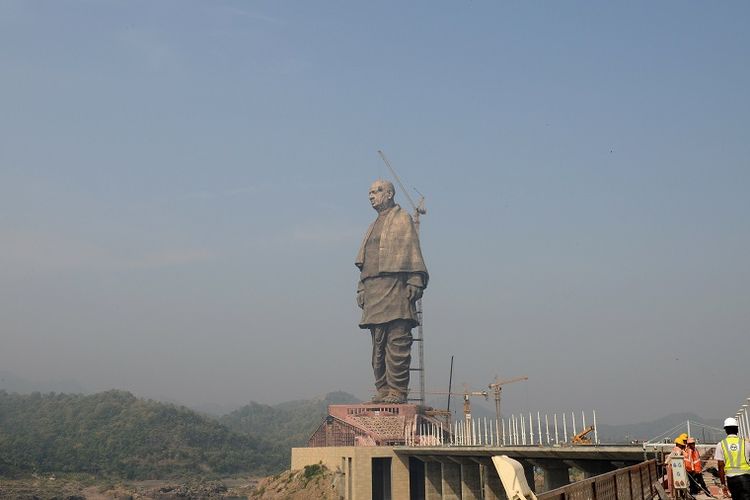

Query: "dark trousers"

xmin=728 ymin=474 xmax=750 ymax=500
xmin=688 ymin=471 xmax=707 ymax=495
xmin=370 ymin=319 xmax=412 ymax=397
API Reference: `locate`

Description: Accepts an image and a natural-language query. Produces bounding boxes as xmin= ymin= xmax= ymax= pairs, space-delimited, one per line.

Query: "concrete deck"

xmin=395 ymin=445 xmax=649 ymax=462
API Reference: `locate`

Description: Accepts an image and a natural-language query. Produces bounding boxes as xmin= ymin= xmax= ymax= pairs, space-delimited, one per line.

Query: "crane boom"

xmin=377 ymin=150 xmax=420 ymax=214
xmin=409 ymin=388 xmax=488 ymax=423
xmin=489 ymin=375 xmax=528 ymax=389
xmin=488 ymin=375 xmax=529 ymax=420
xmin=572 ymin=425 xmax=595 ymax=445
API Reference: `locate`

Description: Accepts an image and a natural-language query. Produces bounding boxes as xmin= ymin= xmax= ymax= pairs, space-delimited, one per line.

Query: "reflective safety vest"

xmin=720 ymin=436 xmax=750 ymax=476
xmin=684 ymin=448 xmax=702 ymax=473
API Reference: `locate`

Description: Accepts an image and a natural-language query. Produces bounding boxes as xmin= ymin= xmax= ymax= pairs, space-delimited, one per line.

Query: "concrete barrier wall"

xmin=292 ymin=446 xmax=410 ymax=500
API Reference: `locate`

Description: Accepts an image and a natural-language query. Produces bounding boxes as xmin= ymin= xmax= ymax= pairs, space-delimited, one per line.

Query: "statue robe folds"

xmin=355 ymin=205 xmax=429 ymax=329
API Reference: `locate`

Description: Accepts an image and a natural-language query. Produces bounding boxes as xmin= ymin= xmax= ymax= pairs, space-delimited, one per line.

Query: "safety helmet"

xmin=686 ymin=437 xmax=696 ymax=444
xmin=675 ymin=433 xmax=688 ymax=445
xmin=724 ymin=417 xmax=739 ymax=427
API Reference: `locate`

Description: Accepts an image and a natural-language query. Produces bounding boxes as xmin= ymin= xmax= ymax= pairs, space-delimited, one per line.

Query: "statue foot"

xmin=382 ymin=393 xmax=406 ymax=404
xmin=371 ymin=391 xmax=388 ymax=403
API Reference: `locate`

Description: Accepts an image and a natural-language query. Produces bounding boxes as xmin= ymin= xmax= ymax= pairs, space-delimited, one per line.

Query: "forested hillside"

xmin=0 ymin=390 xmax=285 ymax=478
xmin=220 ymin=391 xmax=360 ymax=464
xmin=221 ymin=391 xmax=359 ymax=438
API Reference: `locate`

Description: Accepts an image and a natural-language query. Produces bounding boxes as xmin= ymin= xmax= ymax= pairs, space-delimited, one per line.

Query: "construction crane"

xmin=377 ymin=150 xmax=426 ymax=226
xmin=488 ymin=376 xmax=529 ymax=420
xmin=419 ymin=386 xmax=489 ymax=424
xmin=462 ymin=389 xmax=489 ymax=423
xmin=571 ymin=425 xmax=595 ymax=445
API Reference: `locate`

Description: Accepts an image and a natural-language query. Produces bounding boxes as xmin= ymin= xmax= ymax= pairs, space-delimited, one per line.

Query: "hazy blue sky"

xmin=1 ymin=1 xmax=748 ymax=424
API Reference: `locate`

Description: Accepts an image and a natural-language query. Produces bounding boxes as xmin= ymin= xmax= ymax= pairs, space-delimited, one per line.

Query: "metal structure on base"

xmin=308 ymin=403 xmax=447 ymax=447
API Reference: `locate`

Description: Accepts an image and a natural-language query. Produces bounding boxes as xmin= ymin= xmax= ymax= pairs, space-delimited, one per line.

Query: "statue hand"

xmin=356 ymin=291 xmax=365 ymax=309
xmin=407 ymin=284 xmax=423 ymax=302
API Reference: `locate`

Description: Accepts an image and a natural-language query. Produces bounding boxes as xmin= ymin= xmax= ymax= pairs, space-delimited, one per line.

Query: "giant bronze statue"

xmin=355 ymin=180 xmax=428 ymax=404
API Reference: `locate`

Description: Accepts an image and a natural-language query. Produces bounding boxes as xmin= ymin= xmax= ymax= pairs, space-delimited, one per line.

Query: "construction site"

xmin=292 ymin=154 xmax=748 ymax=500
xmin=292 ymin=389 xmax=747 ymax=500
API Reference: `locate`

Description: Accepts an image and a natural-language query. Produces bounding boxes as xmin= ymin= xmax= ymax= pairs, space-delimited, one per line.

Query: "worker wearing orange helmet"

xmin=715 ymin=417 xmax=750 ymax=499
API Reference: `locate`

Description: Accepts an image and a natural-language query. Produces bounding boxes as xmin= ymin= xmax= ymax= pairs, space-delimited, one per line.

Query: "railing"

xmin=642 ymin=419 xmax=724 ymax=448
xmin=735 ymin=395 xmax=750 ymax=439
xmin=405 ymin=410 xmax=600 ymax=447
xmin=538 ymin=460 xmax=658 ymax=500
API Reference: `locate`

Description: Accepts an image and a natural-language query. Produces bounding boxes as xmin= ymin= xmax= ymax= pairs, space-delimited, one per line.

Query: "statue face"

xmin=369 ymin=181 xmax=394 ymax=211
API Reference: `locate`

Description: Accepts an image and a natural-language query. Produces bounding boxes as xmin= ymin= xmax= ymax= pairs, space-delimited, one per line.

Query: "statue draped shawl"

xmin=355 ymin=205 xmax=429 ymax=287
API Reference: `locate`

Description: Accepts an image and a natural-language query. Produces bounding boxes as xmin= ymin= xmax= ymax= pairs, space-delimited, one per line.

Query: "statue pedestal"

xmin=308 ymin=403 xmax=447 ymax=447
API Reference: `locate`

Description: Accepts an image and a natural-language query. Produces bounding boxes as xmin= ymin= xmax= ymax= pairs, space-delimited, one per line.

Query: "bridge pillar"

xmin=461 ymin=463 xmax=482 ymax=500
xmin=543 ymin=464 xmax=569 ymax=491
xmin=518 ymin=460 xmax=537 ymax=492
xmin=424 ymin=461 xmax=442 ymax=500
xmin=530 ymin=459 xmax=569 ymax=491
xmin=571 ymin=460 xmax=617 ymax=478
xmin=441 ymin=462 xmax=462 ymax=500
xmin=483 ymin=463 xmax=508 ymax=500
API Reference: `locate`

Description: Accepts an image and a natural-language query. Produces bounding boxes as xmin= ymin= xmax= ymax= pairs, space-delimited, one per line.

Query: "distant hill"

xmin=0 ymin=390 xmax=284 ymax=479
xmin=4 ymin=387 xmax=722 ymax=481
xmin=597 ymin=412 xmax=724 ymax=444
xmin=0 ymin=388 xmax=360 ymax=479
xmin=220 ymin=391 xmax=360 ymax=463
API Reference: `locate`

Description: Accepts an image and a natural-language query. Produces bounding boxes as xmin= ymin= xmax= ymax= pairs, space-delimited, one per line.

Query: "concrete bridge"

xmin=292 ymin=444 xmax=655 ymax=499
xmin=397 ymin=445 xmax=650 ymax=498
xmin=296 ymin=404 xmax=661 ymax=499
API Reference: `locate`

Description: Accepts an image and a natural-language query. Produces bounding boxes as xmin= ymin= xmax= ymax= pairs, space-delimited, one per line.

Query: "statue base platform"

xmin=308 ymin=403 xmax=448 ymax=447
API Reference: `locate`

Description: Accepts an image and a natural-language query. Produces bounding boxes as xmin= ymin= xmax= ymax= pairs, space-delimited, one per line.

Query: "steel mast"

xmin=488 ymin=375 xmax=529 ymax=421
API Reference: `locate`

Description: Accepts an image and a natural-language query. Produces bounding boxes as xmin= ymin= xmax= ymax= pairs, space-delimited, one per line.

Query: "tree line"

xmin=0 ymin=390 xmax=286 ymax=479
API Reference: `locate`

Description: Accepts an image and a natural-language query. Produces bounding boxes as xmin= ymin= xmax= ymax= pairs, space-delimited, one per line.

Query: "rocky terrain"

xmin=0 ymin=475 xmax=258 ymax=500
xmin=248 ymin=465 xmax=338 ymax=500
xmin=0 ymin=466 xmax=337 ymax=500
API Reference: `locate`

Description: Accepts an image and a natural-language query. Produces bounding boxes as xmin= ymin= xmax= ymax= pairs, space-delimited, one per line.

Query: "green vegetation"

xmin=219 ymin=391 xmax=359 ymax=465
xmin=0 ymin=389 xmax=359 ymax=480
xmin=302 ymin=463 xmax=324 ymax=480
xmin=0 ymin=390 xmax=284 ymax=479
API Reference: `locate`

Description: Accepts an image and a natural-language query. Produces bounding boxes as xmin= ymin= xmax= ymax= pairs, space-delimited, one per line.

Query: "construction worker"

xmin=685 ymin=437 xmax=709 ymax=495
xmin=715 ymin=417 xmax=750 ymax=499
xmin=667 ymin=433 xmax=689 ymax=492
xmin=673 ymin=433 xmax=688 ymax=455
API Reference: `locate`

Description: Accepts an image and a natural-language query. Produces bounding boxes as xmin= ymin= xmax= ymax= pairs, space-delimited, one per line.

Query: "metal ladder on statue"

xmin=409 ymin=299 xmax=425 ymax=406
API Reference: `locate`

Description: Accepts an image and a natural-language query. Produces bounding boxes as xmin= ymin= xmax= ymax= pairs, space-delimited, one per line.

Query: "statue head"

xmin=369 ymin=179 xmax=396 ymax=212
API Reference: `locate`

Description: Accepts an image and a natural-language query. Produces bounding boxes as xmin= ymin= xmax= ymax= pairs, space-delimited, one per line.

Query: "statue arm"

xmin=406 ymin=273 xmax=425 ymax=302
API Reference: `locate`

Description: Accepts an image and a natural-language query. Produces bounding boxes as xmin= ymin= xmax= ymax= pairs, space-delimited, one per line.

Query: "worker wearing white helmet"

xmin=715 ymin=417 xmax=750 ymax=499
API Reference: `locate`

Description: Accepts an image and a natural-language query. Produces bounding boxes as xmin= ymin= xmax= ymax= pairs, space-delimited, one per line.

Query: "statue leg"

xmin=383 ymin=319 xmax=412 ymax=403
xmin=370 ymin=326 xmax=388 ymax=401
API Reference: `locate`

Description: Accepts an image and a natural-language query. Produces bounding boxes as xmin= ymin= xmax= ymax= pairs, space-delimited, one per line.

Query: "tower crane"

xmin=488 ymin=376 xmax=528 ymax=420
xmin=419 ymin=386 xmax=489 ymax=424
xmin=462 ymin=389 xmax=489 ymax=423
